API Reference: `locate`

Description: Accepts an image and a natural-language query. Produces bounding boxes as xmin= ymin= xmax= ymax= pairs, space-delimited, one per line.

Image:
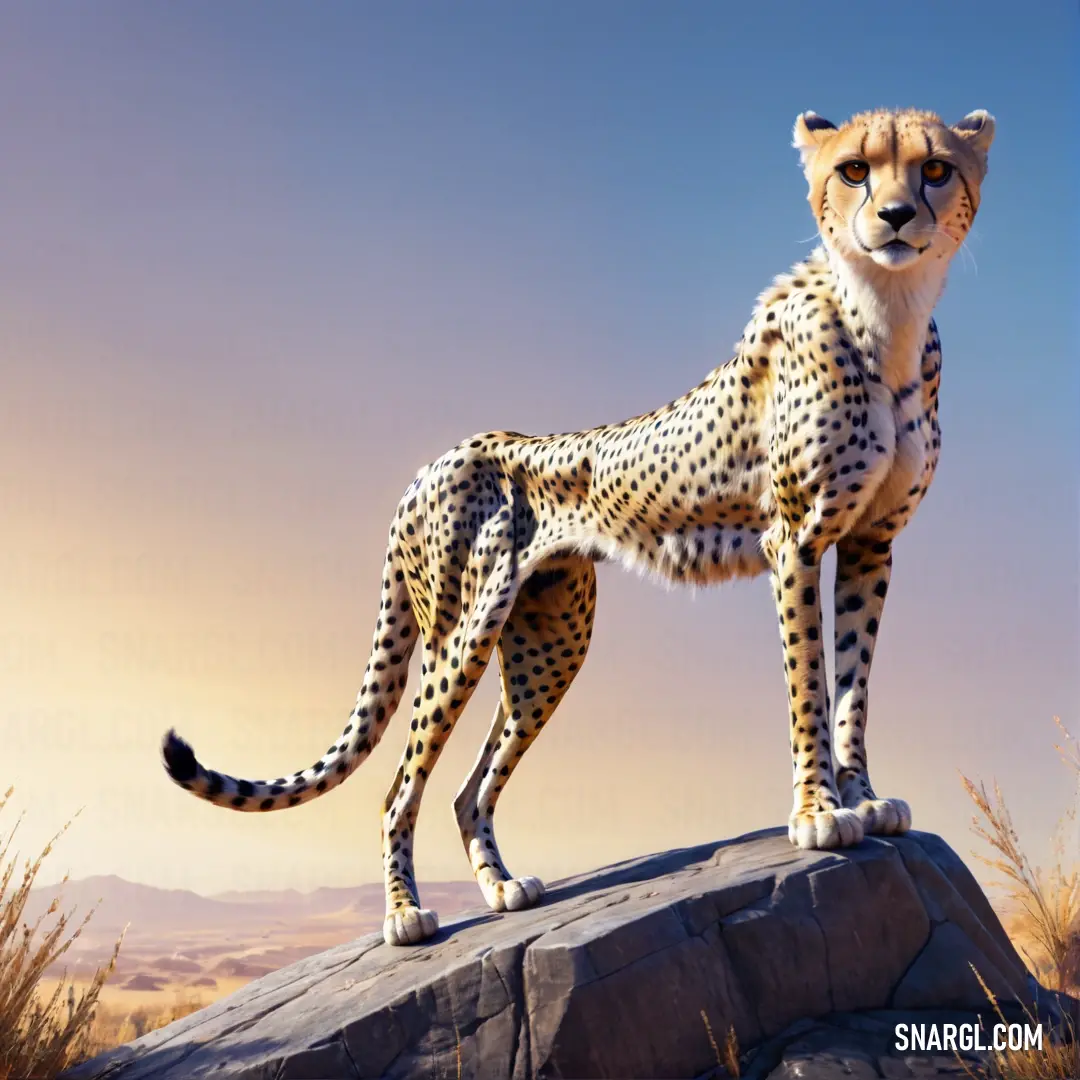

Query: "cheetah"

xmin=163 ymin=107 xmax=995 ymax=946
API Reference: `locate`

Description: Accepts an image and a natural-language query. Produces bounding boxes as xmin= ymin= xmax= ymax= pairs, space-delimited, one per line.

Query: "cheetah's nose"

xmin=877 ymin=203 xmax=917 ymax=232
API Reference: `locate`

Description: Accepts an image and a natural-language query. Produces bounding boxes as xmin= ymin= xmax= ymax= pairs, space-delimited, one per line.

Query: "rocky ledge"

xmin=65 ymin=829 xmax=1076 ymax=1079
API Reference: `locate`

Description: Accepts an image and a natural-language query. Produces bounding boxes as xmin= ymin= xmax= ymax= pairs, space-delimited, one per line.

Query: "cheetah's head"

xmin=792 ymin=107 xmax=994 ymax=273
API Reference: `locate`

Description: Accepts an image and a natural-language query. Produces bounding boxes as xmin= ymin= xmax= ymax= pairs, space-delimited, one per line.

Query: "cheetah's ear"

xmin=950 ymin=110 xmax=996 ymax=158
xmin=792 ymin=111 xmax=838 ymax=172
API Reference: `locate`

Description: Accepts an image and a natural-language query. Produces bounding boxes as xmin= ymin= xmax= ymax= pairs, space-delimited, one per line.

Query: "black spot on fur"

xmin=524 ymin=567 xmax=568 ymax=599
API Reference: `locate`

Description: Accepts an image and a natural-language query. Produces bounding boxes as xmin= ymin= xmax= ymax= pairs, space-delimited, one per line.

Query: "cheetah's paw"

xmin=851 ymin=797 xmax=912 ymax=836
xmin=383 ymin=906 xmax=439 ymax=946
xmin=788 ymin=807 xmax=864 ymax=850
xmin=479 ymin=872 xmax=545 ymax=913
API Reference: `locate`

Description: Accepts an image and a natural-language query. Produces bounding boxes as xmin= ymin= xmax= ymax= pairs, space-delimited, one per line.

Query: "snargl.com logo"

xmin=894 ymin=1022 xmax=1044 ymax=1053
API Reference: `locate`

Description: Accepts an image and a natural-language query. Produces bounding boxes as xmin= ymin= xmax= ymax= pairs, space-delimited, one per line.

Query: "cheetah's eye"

xmin=837 ymin=160 xmax=869 ymax=186
xmin=921 ymin=160 xmax=953 ymax=186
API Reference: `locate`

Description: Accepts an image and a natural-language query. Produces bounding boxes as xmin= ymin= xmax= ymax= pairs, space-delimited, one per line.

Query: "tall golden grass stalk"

xmin=700 ymin=1009 xmax=721 ymax=1069
xmin=959 ymin=964 xmax=1079 ymax=1080
xmin=960 ymin=719 xmax=1080 ymax=994
xmin=0 ymin=788 xmax=123 ymax=1080
xmin=1053 ymin=716 xmax=1080 ymax=777
xmin=723 ymin=1023 xmax=740 ymax=1077
xmin=700 ymin=1010 xmax=740 ymax=1078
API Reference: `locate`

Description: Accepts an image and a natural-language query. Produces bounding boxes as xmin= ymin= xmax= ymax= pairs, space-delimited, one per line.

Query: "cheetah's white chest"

xmin=860 ymin=383 xmax=937 ymax=530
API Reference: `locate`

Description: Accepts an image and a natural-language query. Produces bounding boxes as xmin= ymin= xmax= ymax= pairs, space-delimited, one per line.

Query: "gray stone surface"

xmin=734 ymin=1011 xmax=985 ymax=1078
xmin=64 ymin=829 xmax=1075 ymax=1080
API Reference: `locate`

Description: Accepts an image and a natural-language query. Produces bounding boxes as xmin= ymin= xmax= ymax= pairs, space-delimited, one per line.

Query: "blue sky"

xmin=1 ymin=3 xmax=1077 ymax=892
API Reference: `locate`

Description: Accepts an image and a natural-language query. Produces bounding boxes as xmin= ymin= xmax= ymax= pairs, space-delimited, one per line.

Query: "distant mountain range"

xmin=25 ymin=874 xmax=482 ymax=992
xmin=25 ymin=874 xmax=478 ymax=936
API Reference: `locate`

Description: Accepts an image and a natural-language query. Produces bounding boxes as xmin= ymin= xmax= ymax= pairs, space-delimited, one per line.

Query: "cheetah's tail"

xmin=161 ymin=546 xmax=420 ymax=813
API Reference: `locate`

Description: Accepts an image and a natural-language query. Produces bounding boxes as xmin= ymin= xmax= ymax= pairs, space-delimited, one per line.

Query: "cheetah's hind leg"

xmin=380 ymin=619 xmax=502 ymax=946
xmin=454 ymin=555 xmax=597 ymax=913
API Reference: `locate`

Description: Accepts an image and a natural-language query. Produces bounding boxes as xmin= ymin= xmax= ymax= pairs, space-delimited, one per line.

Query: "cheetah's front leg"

xmin=831 ymin=534 xmax=911 ymax=835
xmin=771 ymin=541 xmax=863 ymax=850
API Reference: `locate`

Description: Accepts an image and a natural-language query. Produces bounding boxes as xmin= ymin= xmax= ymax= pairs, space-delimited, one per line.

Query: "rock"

xmin=739 ymin=1010 xmax=992 ymax=1078
xmin=64 ymin=829 xmax=1075 ymax=1080
xmin=118 ymin=974 xmax=166 ymax=992
xmin=150 ymin=957 xmax=203 ymax=975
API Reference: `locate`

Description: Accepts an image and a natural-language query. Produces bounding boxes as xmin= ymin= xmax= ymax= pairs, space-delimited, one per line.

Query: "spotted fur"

xmin=162 ymin=106 xmax=994 ymax=945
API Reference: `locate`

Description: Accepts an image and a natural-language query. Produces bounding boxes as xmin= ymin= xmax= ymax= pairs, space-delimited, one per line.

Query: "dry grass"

xmin=0 ymin=788 xmax=123 ymax=1080
xmin=0 ymin=792 xmax=202 ymax=1075
xmin=961 ymin=772 xmax=1080 ymax=993
xmin=959 ymin=716 xmax=1080 ymax=1079
xmin=1053 ymin=715 xmax=1080 ymax=780
xmin=700 ymin=1010 xmax=740 ymax=1078
xmin=961 ymin=965 xmax=1079 ymax=1080
xmin=79 ymin=991 xmax=208 ymax=1059
xmin=973 ymin=1035 xmax=1079 ymax=1080
xmin=723 ymin=1023 xmax=740 ymax=1077
xmin=960 ymin=717 xmax=1080 ymax=995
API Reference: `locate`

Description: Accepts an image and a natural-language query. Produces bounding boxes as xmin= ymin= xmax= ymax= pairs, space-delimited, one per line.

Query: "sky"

xmin=1 ymin=2 xmax=1077 ymax=899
